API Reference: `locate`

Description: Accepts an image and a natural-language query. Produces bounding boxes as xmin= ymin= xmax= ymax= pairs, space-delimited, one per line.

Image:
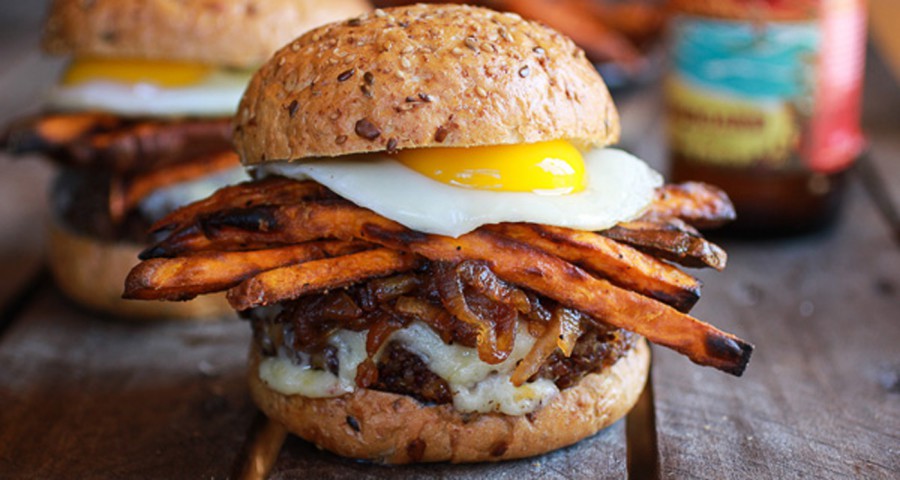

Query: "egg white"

xmin=257 ymin=148 xmax=663 ymax=238
xmin=45 ymin=69 xmax=254 ymax=117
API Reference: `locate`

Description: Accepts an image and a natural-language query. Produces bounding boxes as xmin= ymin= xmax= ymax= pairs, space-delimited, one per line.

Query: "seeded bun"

xmin=48 ymin=214 xmax=232 ymax=320
xmin=248 ymin=339 xmax=648 ymax=464
xmin=42 ymin=0 xmax=372 ymax=68
xmin=234 ymin=4 xmax=620 ymax=165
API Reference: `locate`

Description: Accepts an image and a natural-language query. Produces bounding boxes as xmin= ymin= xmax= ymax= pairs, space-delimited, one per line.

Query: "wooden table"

xmin=1 ymin=4 xmax=898 ymax=479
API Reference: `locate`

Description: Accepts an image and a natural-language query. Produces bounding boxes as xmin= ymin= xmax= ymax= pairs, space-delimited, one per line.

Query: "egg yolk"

xmin=396 ymin=140 xmax=586 ymax=194
xmin=61 ymin=58 xmax=212 ymax=88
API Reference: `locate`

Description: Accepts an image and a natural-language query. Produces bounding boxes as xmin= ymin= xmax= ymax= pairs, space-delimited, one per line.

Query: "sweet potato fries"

xmin=125 ymin=178 xmax=752 ymax=376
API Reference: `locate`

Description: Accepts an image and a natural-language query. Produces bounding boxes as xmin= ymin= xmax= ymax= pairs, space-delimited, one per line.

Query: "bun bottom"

xmin=248 ymin=339 xmax=650 ymax=463
xmin=47 ymin=214 xmax=233 ymax=320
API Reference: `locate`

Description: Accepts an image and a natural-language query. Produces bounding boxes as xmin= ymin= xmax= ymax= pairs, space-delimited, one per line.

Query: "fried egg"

xmin=258 ymin=142 xmax=662 ymax=238
xmin=45 ymin=58 xmax=254 ymax=117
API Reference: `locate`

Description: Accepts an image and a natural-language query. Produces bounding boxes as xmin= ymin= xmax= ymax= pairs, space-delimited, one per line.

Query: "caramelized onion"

xmin=510 ymin=306 xmax=583 ymax=386
xmin=457 ymin=261 xmax=531 ymax=313
xmin=435 ymin=262 xmax=515 ymax=364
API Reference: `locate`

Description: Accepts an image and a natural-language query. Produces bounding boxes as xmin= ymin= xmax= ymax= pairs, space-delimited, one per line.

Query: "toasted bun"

xmin=248 ymin=339 xmax=649 ymax=463
xmin=47 ymin=214 xmax=232 ymax=320
xmin=42 ymin=0 xmax=371 ymax=68
xmin=235 ymin=4 xmax=620 ymax=165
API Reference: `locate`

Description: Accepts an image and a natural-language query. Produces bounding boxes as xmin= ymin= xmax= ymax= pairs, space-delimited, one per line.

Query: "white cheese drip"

xmin=258 ymin=321 xmax=560 ymax=415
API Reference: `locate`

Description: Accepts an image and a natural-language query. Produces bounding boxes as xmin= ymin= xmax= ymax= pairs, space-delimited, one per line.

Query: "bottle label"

xmin=666 ymin=3 xmax=864 ymax=173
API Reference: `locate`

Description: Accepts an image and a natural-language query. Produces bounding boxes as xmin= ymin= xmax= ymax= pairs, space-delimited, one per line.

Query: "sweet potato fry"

xmin=149 ymin=178 xmax=337 ymax=233
xmin=0 ymin=112 xmax=119 ymax=154
xmin=141 ymin=199 xmax=387 ymax=259
xmin=137 ymin=192 xmax=751 ymax=374
xmin=644 ymin=182 xmax=736 ymax=229
xmin=603 ymin=219 xmax=728 ymax=270
xmin=227 ymin=248 xmax=422 ymax=310
xmin=109 ymin=151 xmax=241 ymax=223
xmin=489 ymin=223 xmax=701 ymax=312
xmin=68 ymin=118 xmax=233 ymax=172
xmin=502 ymin=0 xmax=642 ymax=67
xmin=124 ymin=240 xmax=372 ymax=301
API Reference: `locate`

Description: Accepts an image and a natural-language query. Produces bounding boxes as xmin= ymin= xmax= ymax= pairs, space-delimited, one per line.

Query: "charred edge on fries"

xmin=126 ymin=179 xmax=752 ymax=376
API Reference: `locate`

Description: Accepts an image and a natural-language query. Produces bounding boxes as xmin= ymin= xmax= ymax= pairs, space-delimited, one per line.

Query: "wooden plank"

xmin=651 ymin=176 xmax=900 ymax=479
xmin=0 ymin=287 xmax=254 ymax=478
xmin=268 ymin=419 xmax=628 ymax=479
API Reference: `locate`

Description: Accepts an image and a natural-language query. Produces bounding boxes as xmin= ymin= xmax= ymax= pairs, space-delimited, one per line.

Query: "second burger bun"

xmin=42 ymin=0 xmax=372 ymax=68
xmin=249 ymin=340 xmax=649 ymax=464
xmin=235 ymin=3 xmax=621 ymax=165
xmin=48 ymin=214 xmax=232 ymax=320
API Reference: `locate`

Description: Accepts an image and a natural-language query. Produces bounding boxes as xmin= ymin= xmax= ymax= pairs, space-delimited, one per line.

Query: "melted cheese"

xmin=258 ymin=321 xmax=560 ymax=415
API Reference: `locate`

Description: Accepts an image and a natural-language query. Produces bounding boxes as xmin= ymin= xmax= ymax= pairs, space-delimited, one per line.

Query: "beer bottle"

xmin=665 ymin=0 xmax=866 ymax=235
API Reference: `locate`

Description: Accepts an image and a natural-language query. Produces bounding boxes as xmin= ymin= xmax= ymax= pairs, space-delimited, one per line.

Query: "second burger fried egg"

xmin=45 ymin=58 xmax=254 ymax=117
xmin=258 ymin=146 xmax=662 ymax=238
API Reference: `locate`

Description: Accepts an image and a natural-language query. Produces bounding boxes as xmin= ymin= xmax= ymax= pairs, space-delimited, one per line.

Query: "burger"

xmin=0 ymin=0 xmax=370 ymax=318
xmin=124 ymin=4 xmax=752 ymax=462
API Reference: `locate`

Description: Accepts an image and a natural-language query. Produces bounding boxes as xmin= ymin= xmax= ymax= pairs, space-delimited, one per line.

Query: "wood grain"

xmin=0 ymin=287 xmax=254 ymax=479
xmin=651 ymin=177 xmax=900 ymax=479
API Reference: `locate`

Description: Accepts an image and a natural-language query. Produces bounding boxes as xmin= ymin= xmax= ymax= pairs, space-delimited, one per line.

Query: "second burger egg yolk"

xmin=61 ymin=58 xmax=212 ymax=88
xmin=396 ymin=140 xmax=586 ymax=194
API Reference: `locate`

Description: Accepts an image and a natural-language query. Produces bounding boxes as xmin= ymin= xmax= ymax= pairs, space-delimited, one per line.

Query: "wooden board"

xmin=651 ymin=176 xmax=900 ymax=479
xmin=0 ymin=287 xmax=254 ymax=479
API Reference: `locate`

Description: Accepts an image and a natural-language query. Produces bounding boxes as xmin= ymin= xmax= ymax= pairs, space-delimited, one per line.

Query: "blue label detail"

xmin=671 ymin=16 xmax=821 ymax=100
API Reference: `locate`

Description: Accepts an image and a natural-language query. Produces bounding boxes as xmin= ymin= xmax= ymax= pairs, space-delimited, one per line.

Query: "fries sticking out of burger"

xmin=0 ymin=0 xmax=370 ymax=318
xmin=124 ymin=4 xmax=752 ymax=462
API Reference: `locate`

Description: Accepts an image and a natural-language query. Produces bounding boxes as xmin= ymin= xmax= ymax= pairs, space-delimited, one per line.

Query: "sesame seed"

xmin=395 ymin=71 xmax=406 ymax=79
xmin=498 ymin=28 xmax=512 ymax=42
xmin=290 ymin=42 xmax=300 ymax=52
xmin=337 ymin=68 xmax=355 ymax=82
xmin=333 ymin=48 xmax=348 ymax=57
xmin=400 ymin=56 xmax=411 ymax=69
xmin=464 ymin=36 xmax=478 ymax=51
xmin=286 ymin=100 xmax=299 ymax=117
xmin=519 ymin=66 xmax=531 ymax=78
xmin=374 ymin=9 xmax=386 ymax=18
xmin=335 ymin=135 xmax=348 ymax=145
xmin=533 ymin=46 xmax=545 ymax=55
xmin=475 ymin=86 xmax=488 ymax=98
xmin=344 ymin=54 xmax=357 ymax=63
xmin=451 ymin=47 xmax=464 ymax=56
xmin=355 ymin=119 xmax=381 ymax=140
xmin=434 ymin=125 xmax=450 ymax=143
xmin=419 ymin=93 xmax=436 ymax=103
xmin=401 ymin=45 xmax=415 ymax=54
xmin=382 ymin=42 xmax=393 ymax=51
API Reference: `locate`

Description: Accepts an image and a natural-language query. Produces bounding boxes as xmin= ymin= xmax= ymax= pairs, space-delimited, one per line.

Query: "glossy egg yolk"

xmin=61 ymin=58 xmax=212 ymax=88
xmin=395 ymin=140 xmax=586 ymax=194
